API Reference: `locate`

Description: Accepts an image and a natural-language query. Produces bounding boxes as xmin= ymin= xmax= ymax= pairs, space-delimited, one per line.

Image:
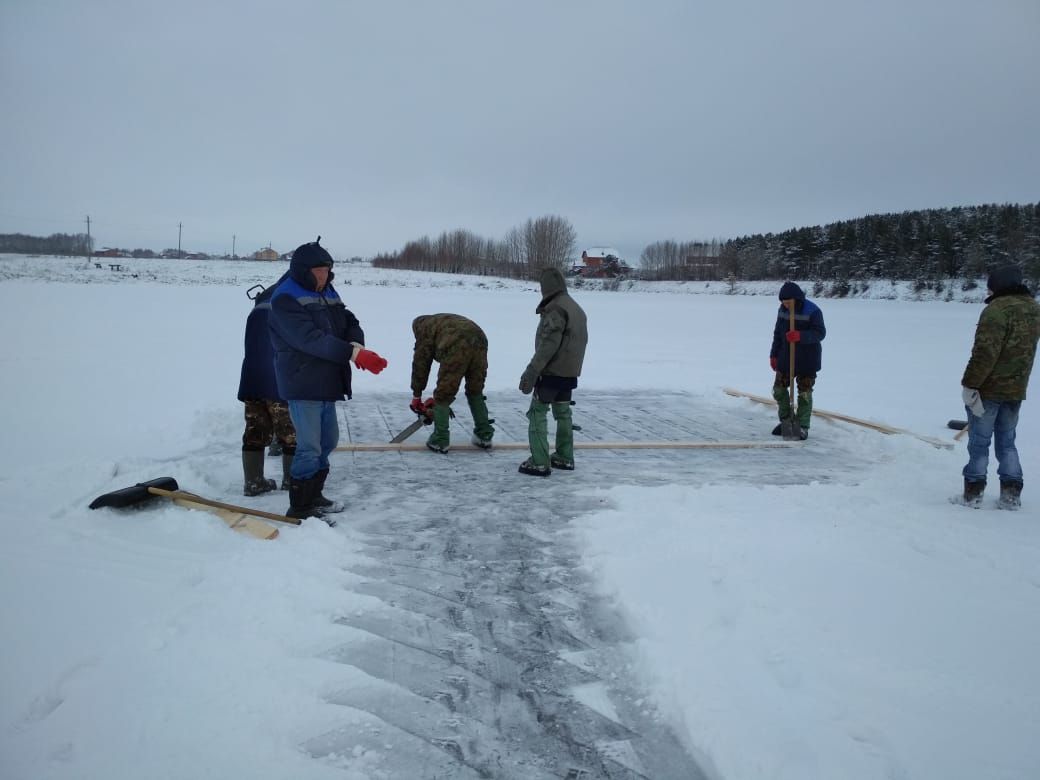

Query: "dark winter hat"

xmin=778 ymin=281 xmax=805 ymax=301
xmin=291 ymin=236 xmax=334 ymax=269
xmin=986 ymin=264 xmax=1022 ymax=294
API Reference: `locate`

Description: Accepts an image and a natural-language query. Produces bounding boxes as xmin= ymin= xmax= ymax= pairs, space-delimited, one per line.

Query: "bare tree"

xmin=521 ymin=215 xmax=577 ymax=276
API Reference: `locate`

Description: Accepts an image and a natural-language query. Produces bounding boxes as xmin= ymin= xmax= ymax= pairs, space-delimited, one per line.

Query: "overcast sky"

xmin=2 ymin=0 xmax=1038 ymax=261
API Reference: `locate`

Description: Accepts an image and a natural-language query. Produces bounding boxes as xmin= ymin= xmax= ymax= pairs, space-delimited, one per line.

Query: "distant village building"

xmin=574 ymin=247 xmax=630 ymax=278
xmin=253 ymin=247 xmax=279 ymax=261
xmin=93 ymin=248 xmax=122 ymax=258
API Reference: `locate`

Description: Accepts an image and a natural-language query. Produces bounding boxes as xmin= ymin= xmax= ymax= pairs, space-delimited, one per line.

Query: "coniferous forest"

xmin=642 ymin=203 xmax=1039 ymax=286
xmin=3 ymin=203 xmax=1038 ymax=290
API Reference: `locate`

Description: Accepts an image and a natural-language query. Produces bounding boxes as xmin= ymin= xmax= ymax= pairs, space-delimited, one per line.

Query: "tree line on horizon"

xmin=371 ymin=203 xmax=1040 ymax=289
xmin=5 ymin=203 xmax=1038 ymax=290
xmin=705 ymin=202 xmax=1040 ymax=289
xmin=371 ymin=215 xmax=577 ymax=279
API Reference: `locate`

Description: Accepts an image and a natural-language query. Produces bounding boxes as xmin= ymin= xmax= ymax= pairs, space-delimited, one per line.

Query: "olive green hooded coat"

xmin=522 ymin=267 xmax=588 ymax=382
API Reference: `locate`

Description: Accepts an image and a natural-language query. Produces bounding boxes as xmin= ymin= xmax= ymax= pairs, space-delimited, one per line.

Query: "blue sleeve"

xmin=341 ymin=308 xmax=365 ymax=347
xmin=270 ymin=293 xmax=353 ymax=365
xmin=798 ymin=306 xmax=826 ymax=346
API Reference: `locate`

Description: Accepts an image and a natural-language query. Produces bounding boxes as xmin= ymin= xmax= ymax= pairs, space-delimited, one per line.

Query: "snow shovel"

xmin=89 ymin=477 xmax=301 ymax=540
xmin=780 ymin=299 xmax=803 ymax=440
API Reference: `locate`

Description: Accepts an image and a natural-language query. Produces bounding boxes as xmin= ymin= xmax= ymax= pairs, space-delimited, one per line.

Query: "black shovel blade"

xmin=780 ymin=418 xmax=803 ymax=441
xmin=89 ymin=477 xmax=180 ymax=509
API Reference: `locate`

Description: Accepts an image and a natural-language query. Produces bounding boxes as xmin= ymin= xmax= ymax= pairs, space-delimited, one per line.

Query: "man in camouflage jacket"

xmin=959 ymin=264 xmax=1040 ymax=509
xmin=518 ymin=267 xmax=588 ymax=476
xmin=410 ymin=314 xmax=495 ymax=452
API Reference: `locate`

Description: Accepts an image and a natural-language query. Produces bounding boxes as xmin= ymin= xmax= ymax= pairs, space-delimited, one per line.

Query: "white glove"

xmin=962 ymin=387 xmax=985 ymax=417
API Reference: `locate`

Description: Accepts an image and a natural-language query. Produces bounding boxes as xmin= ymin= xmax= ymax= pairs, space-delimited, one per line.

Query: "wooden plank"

xmin=335 ymin=440 xmax=798 ymax=453
xmin=722 ymin=387 xmax=954 ymax=450
xmin=149 ymin=487 xmax=302 ymax=526
xmin=171 ymin=496 xmax=280 ymax=540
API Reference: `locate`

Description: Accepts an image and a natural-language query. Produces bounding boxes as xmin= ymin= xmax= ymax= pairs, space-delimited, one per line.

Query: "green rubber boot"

xmin=466 ymin=394 xmax=494 ymax=449
xmin=796 ymin=391 xmax=813 ymax=431
xmin=525 ymin=399 xmax=551 ymax=468
xmin=426 ymin=404 xmax=451 ymax=453
xmin=772 ymin=384 xmax=793 ymax=422
xmin=550 ymin=401 xmax=574 ymax=469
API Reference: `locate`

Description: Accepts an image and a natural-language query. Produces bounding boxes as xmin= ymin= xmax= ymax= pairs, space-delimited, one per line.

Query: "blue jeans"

xmin=962 ymin=400 xmax=1023 ymax=484
xmin=287 ymin=400 xmax=339 ymax=480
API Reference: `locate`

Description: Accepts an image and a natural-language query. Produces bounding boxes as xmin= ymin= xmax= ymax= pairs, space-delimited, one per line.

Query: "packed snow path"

xmin=282 ymin=390 xmax=878 ymax=778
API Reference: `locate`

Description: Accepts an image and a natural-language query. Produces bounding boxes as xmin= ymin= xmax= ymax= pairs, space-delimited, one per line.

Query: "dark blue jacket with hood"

xmin=770 ymin=281 xmax=826 ymax=375
xmin=268 ymin=242 xmax=365 ymax=401
xmin=237 ymin=272 xmax=289 ymax=401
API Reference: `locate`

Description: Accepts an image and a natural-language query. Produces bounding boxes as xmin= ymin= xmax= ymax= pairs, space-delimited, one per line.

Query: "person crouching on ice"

xmin=409 ymin=313 xmax=495 ymax=453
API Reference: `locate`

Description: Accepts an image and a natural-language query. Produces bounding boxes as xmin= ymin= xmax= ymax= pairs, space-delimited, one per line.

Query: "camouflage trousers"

xmin=242 ymin=399 xmax=296 ymax=453
xmin=432 ymin=341 xmax=488 ymax=406
xmin=772 ymin=373 xmax=816 ymax=429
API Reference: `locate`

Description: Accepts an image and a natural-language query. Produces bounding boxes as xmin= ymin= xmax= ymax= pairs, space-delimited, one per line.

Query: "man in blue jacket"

xmin=238 ymin=272 xmax=296 ymax=496
xmin=269 ymin=238 xmax=388 ymax=520
xmin=769 ymin=281 xmax=826 ymax=439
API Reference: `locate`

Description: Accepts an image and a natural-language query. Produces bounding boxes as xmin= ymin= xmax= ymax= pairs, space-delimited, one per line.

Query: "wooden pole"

xmin=336 ymin=440 xmax=799 ymax=453
xmin=722 ymin=387 xmax=954 ymax=449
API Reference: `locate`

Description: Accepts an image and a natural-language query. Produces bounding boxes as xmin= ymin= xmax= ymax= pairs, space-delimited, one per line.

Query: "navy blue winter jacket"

xmin=237 ymin=273 xmax=288 ymax=401
xmin=770 ymin=283 xmax=825 ymax=375
xmin=268 ymin=258 xmax=365 ymax=401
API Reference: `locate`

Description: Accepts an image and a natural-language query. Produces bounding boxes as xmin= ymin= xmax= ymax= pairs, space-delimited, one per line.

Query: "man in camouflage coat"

xmin=518 ymin=267 xmax=588 ymax=476
xmin=410 ymin=314 xmax=495 ymax=453
xmin=959 ymin=264 xmax=1040 ymax=509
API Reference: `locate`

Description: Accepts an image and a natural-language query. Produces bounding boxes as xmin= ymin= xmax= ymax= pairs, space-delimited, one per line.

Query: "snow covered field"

xmin=0 ymin=255 xmax=1037 ymax=779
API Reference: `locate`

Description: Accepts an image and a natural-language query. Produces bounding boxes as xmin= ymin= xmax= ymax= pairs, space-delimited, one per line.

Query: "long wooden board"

xmin=722 ymin=387 xmax=954 ymax=450
xmin=336 ymin=440 xmax=798 ymax=452
xmin=170 ymin=496 xmax=280 ymax=540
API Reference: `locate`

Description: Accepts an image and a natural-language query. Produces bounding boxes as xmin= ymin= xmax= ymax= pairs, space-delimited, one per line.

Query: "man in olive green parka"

xmin=518 ymin=267 xmax=589 ymax=476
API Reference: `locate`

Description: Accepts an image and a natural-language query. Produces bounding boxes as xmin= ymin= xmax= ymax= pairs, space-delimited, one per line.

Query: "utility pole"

xmin=84 ymin=215 xmax=92 ymax=262
xmin=177 ymin=222 xmax=183 ymax=258
xmin=232 ymin=234 xmax=236 ymax=259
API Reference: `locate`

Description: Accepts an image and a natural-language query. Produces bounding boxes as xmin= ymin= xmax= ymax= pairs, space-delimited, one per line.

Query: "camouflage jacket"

xmin=410 ymin=314 xmax=488 ymax=396
xmin=961 ymin=290 xmax=1040 ymax=400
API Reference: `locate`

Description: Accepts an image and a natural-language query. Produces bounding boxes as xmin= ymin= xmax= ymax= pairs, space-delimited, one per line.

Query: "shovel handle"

xmin=786 ymin=299 xmax=797 ymax=402
xmin=147 ymin=487 xmax=302 ymax=526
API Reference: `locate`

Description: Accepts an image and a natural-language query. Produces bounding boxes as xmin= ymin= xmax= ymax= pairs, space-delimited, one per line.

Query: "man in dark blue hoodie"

xmin=268 ymin=238 xmax=388 ymax=520
xmin=769 ymin=281 xmax=826 ymax=439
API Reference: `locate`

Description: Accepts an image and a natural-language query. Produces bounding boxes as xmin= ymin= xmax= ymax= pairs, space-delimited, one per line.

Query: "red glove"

xmin=409 ymin=397 xmax=425 ymax=414
xmin=785 ymin=330 xmax=801 ymax=343
xmin=770 ymin=356 xmax=778 ymax=371
xmin=354 ymin=348 xmax=387 ymax=374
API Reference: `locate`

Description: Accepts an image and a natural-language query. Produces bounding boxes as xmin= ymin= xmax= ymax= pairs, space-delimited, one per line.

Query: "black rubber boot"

xmin=998 ymin=481 xmax=1022 ymax=510
xmin=962 ymin=479 xmax=986 ymax=508
xmin=243 ymin=449 xmax=277 ymax=496
xmin=287 ymin=476 xmax=323 ymax=520
xmin=313 ymin=468 xmax=344 ymax=513
xmin=280 ymin=453 xmax=293 ymax=490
